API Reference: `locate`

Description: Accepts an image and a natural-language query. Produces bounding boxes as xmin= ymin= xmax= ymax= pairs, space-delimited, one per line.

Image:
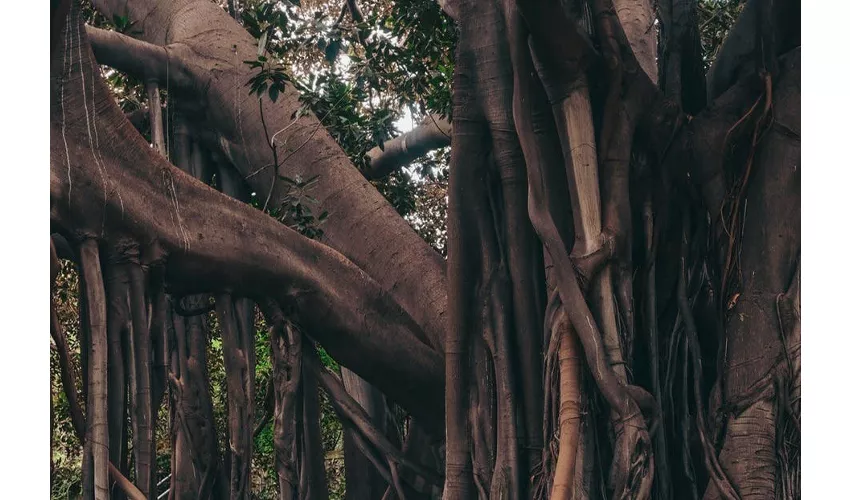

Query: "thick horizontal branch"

xmin=52 ymin=13 xmax=445 ymax=434
xmin=85 ymin=25 xmax=192 ymax=88
xmin=363 ymin=116 xmax=452 ymax=179
xmin=90 ymin=0 xmax=449 ymax=353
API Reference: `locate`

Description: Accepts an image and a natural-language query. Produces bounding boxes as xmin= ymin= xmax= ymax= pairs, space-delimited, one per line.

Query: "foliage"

xmin=698 ymin=0 xmax=745 ymax=68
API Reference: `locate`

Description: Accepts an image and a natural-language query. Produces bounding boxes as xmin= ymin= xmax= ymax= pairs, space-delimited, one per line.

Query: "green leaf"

xmin=324 ymin=39 xmax=341 ymax=64
xmin=269 ymin=85 xmax=280 ymax=103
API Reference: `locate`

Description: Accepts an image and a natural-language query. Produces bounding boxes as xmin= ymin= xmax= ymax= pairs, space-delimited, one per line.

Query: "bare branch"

xmin=363 ymin=116 xmax=452 ymax=179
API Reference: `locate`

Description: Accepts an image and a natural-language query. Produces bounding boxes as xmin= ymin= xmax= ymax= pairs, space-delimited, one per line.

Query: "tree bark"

xmin=79 ymin=239 xmax=110 ymax=500
xmin=89 ymin=0 xmax=449 ymax=352
xmin=363 ymin=116 xmax=452 ymax=179
xmin=50 ymin=7 xmax=445 ymax=432
xmin=341 ymin=368 xmax=389 ymax=500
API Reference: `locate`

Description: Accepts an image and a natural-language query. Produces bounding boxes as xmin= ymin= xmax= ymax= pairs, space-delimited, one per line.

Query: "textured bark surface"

xmin=49 ymin=0 xmax=802 ymax=498
xmin=613 ymin=0 xmax=658 ymax=83
xmin=79 ymin=239 xmax=109 ymax=500
xmin=50 ymin=3 xmax=445 ymax=432
xmin=89 ymin=0 xmax=449 ymax=352
xmin=216 ymin=295 xmax=254 ymax=499
xmin=259 ymin=301 xmax=302 ymax=500
xmin=704 ymin=47 xmax=801 ymax=500
xmin=341 ymin=368 xmax=389 ymax=500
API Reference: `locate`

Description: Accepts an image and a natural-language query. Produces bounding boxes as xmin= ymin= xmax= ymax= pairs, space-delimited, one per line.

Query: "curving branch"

xmin=363 ymin=116 xmax=452 ymax=179
xmin=85 ymin=25 xmax=192 ymax=88
xmin=89 ymin=0 xmax=449 ymax=353
xmin=52 ymin=7 xmax=445 ymax=433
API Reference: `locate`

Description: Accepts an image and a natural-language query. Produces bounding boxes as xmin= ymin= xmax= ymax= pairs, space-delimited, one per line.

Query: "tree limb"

xmin=363 ymin=116 xmax=451 ymax=179
xmin=52 ymin=11 xmax=445 ymax=433
xmin=89 ymin=0 xmax=449 ymax=353
xmin=85 ymin=25 xmax=192 ymax=88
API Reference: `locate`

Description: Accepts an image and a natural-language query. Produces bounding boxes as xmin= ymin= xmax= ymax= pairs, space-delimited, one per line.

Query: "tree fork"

xmin=89 ymin=0 xmax=449 ymax=352
xmin=51 ymin=8 xmax=446 ymax=429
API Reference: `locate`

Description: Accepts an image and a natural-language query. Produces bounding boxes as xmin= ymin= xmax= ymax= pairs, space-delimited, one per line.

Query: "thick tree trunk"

xmin=51 ymin=1 xmax=802 ymax=499
xmin=703 ymin=48 xmax=800 ymax=500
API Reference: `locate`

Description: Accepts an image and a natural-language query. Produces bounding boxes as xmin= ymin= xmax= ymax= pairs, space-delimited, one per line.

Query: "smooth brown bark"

xmin=259 ymin=301 xmax=302 ymax=500
xmin=551 ymin=305 xmax=581 ymax=500
xmin=50 ymin=8 xmax=445 ymax=432
xmin=89 ymin=0 xmax=449 ymax=353
xmin=79 ymin=239 xmax=109 ymax=500
xmin=363 ymin=116 xmax=452 ymax=179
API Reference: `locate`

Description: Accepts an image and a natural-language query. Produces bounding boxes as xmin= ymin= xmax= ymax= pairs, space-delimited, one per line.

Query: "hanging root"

xmin=52 ymin=292 xmax=146 ymax=500
xmin=678 ymin=215 xmax=741 ymax=500
xmin=551 ymin=304 xmax=581 ymax=500
xmin=128 ymin=252 xmax=154 ymax=497
xmin=306 ymin=346 xmax=444 ymax=494
xmin=215 ymin=294 xmax=254 ymax=499
xmin=719 ymin=73 xmax=774 ymax=304
xmin=102 ymin=251 xmax=129 ymax=488
xmin=258 ymin=299 xmax=302 ymax=499
xmin=79 ymin=239 xmax=110 ymax=500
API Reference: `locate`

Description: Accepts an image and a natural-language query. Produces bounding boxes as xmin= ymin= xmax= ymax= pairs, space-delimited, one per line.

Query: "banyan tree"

xmin=49 ymin=0 xmax=800 ymax=498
